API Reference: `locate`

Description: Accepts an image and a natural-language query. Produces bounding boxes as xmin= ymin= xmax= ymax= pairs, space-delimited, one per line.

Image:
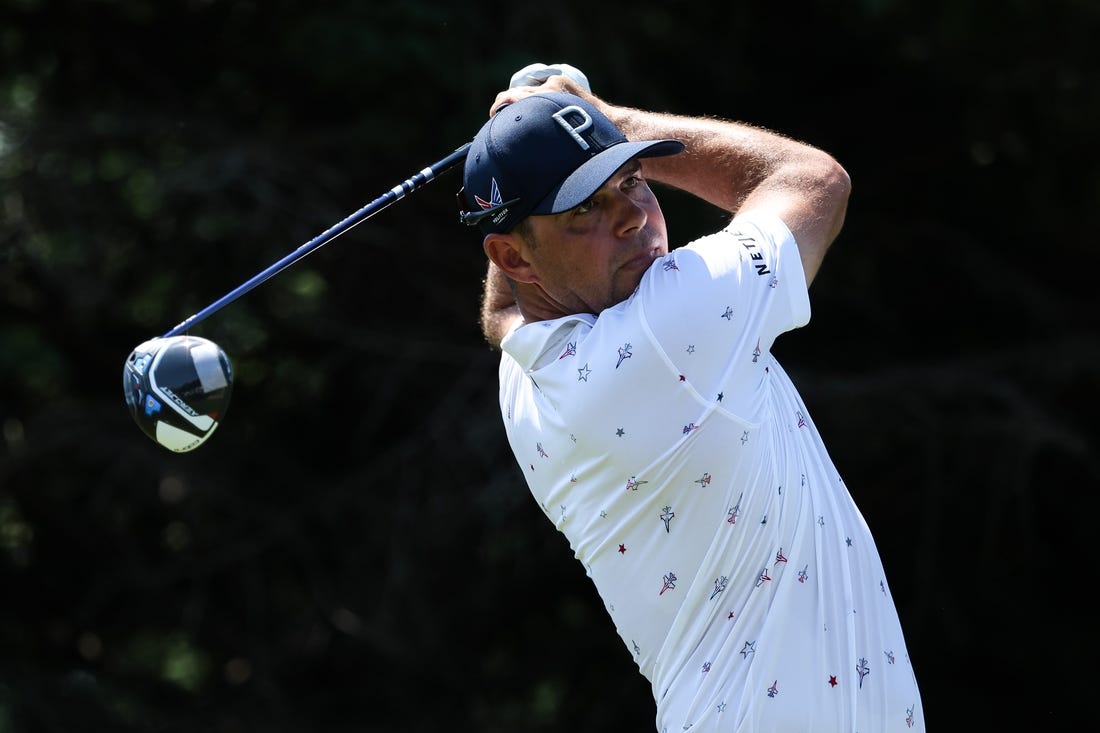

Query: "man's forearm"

xmin=596 ymin=99 xmax=850 ymax=282
xmin=601 ymin=103 xmax=837 ymax=215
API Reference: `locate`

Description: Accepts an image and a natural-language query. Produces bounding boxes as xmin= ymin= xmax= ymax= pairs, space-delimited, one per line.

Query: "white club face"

xmin=155 ymin=419 xmax=216 ymax=453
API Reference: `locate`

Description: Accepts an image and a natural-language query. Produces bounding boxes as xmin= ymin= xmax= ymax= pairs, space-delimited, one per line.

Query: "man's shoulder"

xmin=682 ymin=212 xmax=795 ymax=252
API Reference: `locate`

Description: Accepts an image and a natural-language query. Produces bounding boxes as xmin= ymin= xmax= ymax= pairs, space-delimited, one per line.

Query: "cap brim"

xmin=532 ymin=139 xmax=685 ymax=216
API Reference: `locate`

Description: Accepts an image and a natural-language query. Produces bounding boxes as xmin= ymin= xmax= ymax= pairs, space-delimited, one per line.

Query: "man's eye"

xmin=574 ymin=199 xmax=596 ymax=214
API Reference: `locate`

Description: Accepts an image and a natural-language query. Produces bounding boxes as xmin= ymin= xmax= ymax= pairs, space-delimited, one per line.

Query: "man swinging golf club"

xmin=458 ymin=69 xmax=925 ymax=731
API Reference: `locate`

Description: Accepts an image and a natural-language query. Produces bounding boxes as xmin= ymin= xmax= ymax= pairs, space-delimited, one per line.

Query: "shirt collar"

xmin=501 ymin=314 xmax=596 ymax=370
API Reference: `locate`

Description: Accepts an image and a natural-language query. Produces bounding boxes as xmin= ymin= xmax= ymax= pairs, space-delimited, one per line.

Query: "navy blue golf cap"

xmin=458 ymin=92 xmax=685 ymax=235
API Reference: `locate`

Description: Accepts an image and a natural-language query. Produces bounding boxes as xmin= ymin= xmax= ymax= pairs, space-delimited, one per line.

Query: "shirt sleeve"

xmin=636 ymin=212 xmax=811 ymax=396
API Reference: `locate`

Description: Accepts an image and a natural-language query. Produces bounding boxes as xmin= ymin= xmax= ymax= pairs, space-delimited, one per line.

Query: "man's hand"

xmin=508 ymin=62 xmax=591 ymax=92
xmin=490 ymin=74 xmax=594 ymax=117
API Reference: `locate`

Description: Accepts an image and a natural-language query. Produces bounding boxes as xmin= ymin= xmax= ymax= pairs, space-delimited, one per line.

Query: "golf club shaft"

xmin=163 ymin=141 xmax=473 ymax=338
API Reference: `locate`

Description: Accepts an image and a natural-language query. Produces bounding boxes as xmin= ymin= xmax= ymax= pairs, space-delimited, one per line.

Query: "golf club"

xmin=123 ymin=62 xmax=591 ymax=452
xmin=164 ymin=143 xmax=472 ymax=339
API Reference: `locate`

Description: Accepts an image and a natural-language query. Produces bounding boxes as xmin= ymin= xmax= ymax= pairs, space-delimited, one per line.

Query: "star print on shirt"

xmin=828 ymin=675 xmax=838 ymax=688
xmin=577 ymin=363 xmax=591 ymax=381
xmin=740 ymin=641 xmax=756 ymax=658
xmin=616 ymin=427 xmax=625 ymax=437
xmin=618 ymin=543 xmax=627 ymax=554
xmin=686 ymin=344 xmax=695 ymax=354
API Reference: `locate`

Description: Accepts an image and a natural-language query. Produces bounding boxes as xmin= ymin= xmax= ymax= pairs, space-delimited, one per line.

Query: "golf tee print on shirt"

xmin=497 ymin=213 xmax=923 ymax=731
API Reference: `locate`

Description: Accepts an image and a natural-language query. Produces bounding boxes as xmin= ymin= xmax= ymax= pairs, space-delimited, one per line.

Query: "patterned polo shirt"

xmin=497 ymin=212 xmax=924 ymax=732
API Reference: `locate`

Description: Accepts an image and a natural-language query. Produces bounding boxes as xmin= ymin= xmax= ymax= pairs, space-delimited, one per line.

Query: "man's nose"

xmin=612 ymin=192 xmax=647 ymax=236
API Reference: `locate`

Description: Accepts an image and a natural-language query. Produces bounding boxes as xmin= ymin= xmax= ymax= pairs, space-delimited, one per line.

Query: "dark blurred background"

xmin=1 ymin=0 xmax=1096 ymax=730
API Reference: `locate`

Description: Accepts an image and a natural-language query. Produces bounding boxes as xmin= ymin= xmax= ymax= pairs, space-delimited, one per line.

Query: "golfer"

xmin=459 ymin=76 xmax=925 ymax=732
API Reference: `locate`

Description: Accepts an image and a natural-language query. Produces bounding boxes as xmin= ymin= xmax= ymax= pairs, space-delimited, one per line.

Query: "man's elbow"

xmin=798 ymin=155 xmax=851 ymax=286
xmin=820 ymin=155 xmax=852 ymax=250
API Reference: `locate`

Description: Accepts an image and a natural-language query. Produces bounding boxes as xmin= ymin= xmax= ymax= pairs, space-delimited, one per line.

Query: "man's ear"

xmin=484 ymin=233 xmax=537 ymax=284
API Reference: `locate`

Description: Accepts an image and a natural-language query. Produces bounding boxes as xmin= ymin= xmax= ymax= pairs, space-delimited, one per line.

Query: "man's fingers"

xmin=490 ymin=62 xmax=593 ymax=117
xmin=489 ymin=78 xmax=590 ymax=117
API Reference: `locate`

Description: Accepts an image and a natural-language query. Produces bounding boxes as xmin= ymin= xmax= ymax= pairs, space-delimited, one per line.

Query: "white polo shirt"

xmin=497 ymin=213 xmax=924 ymax=732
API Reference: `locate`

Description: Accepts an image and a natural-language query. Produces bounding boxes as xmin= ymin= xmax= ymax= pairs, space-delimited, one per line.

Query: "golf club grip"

xmin=508 ymin=63 xmax=591 ymax=92
xmin=162 ymin=142 xmax=472 ymax=338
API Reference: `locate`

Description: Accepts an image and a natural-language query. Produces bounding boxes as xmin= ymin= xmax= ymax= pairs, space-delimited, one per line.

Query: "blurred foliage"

xmin=1 ymin=0 xmax=1098 ymax=731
